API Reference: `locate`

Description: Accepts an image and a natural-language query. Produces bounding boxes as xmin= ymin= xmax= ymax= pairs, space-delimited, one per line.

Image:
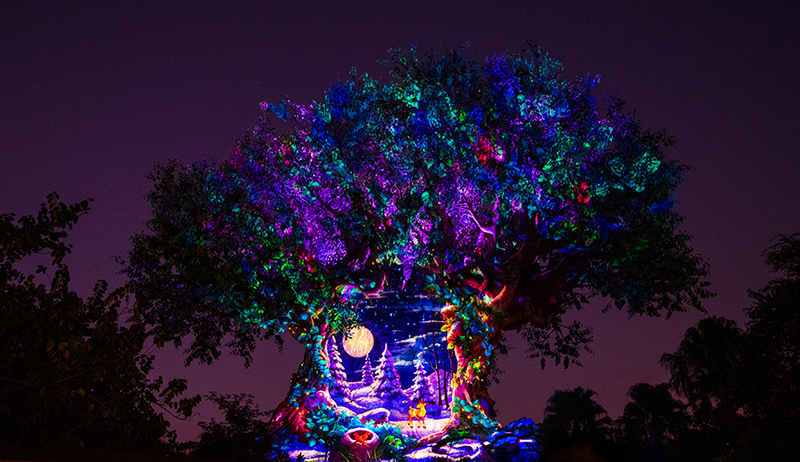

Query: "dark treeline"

xmin=0 ymin=195 xmax=287 ymax=461
xmin=2 ymin=195 xmax=798 ymax=461
xmin=0 ymin=194 xmax=200 ymax=453
xmin=536 ymin=233 xmax=800 ymax=462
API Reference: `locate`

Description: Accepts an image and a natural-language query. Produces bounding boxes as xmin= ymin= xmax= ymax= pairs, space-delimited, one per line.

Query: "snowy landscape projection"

xmin=327 ymin=293 xmax=455 ymax=439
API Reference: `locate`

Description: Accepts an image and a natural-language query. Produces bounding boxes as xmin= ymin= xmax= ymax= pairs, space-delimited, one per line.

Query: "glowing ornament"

xmin=343 ymin=326 xmax=374 ymax=358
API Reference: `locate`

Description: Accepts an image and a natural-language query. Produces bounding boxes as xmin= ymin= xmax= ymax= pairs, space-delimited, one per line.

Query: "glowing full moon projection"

xmin=342 ymin=326 xmax=374 ymax=358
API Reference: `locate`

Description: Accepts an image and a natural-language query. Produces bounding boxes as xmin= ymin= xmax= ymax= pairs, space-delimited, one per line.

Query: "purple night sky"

xmin=2 ymin=1 xmax=799 ymax=442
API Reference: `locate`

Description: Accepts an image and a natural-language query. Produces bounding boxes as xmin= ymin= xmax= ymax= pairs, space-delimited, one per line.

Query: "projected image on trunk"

xmin=327 ymin=294 xmax=455 ymax=439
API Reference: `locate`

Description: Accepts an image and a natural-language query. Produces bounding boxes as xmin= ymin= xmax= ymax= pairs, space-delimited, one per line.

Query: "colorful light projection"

xmin=129 ymin=45 xmax=710 ymax=460
xmin=331 ymin=294 xmax=454 ymax=404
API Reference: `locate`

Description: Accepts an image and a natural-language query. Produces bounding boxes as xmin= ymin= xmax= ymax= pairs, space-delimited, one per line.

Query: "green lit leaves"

xmin=449 ymin=396 xmax=501 ymax=437
xmin=608 ymin=151 xmax=661 ymax=193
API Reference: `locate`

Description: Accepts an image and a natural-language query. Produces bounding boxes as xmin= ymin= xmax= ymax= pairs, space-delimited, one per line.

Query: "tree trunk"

xmin=268 ymin=322 xmax=336 ymax=442
xmin=434 ymin=342 xmax=442 ymax=406
xmin=418 ymin=305 xmax=503 ymax=444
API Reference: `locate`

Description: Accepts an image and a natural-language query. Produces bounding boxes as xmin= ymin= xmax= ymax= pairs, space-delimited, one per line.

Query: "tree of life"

xmin=127 ymin=46 xmax=710 ymax=449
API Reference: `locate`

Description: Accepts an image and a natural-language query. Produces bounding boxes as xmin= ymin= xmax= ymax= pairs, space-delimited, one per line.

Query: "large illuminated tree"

xmin=127 ymin=46 xmax=710 ymax=442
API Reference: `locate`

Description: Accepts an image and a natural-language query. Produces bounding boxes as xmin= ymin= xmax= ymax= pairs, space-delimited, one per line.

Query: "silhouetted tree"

xmin=742 ymin=233 xmax=800 ymax=417
xmin=659 ymin=315 xmax=746 ymax=460
xmin=661 ymin=235 xmax=800 ymax=460
xmin=733 ymin=233 xmax=800 ymax=461
xmin=191 ymin=392 xmax=288 ymax=462
xmin=0 ymin=194 xmax=198 ymax=452
xmin=617 ymin=382 xmax=689 ymax=461
xmin=539 ymin=387 xmax=614 ymax=458
xmin=659 ymin=316 xmax=743 ymax=418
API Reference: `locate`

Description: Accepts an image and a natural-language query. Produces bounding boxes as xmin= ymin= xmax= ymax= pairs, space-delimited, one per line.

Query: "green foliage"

xmin=0 ymin=193 xmax=199 ymax=451
xmin=304 ymin=402 xmax=349 ymax=447
xmin=126 ymin=161 xmax=289 ymax=367
xmin=379 ymin=427 xmax=413 ymax=462
xmin=452 ymin=397 xmax=500 ymax=435
xmin=432 ymin=424 xmax=481 ymax=454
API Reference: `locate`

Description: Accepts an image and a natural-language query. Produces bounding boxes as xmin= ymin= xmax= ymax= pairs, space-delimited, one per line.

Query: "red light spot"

xmin=574 ymin=181 xmax=590 ymax=204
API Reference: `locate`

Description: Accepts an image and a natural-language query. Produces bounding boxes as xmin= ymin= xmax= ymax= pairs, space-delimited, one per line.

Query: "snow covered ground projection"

xmin=327 ymin=292 xmax=456 ymax=437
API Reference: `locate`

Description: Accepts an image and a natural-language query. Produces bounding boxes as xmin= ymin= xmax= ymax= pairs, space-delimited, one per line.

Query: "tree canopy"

xmin=127 ymin=45 xmax=710 ymax=438
xmin=0 ymin=194 xmax=199 ymax=451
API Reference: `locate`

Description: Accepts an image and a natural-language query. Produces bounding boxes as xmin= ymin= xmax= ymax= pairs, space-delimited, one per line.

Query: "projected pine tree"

xmin=128 ymin=45 xmax=711 ymax=442
xmin=372 ymin=345 xmax=406 ymax=404
xmin=409 ymin=352 xmax=435 ymax=405
xmin=327 ymin=337 xmax=350 ymax=399
xmin=361 ymin=353 xmax=375 ymax=387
